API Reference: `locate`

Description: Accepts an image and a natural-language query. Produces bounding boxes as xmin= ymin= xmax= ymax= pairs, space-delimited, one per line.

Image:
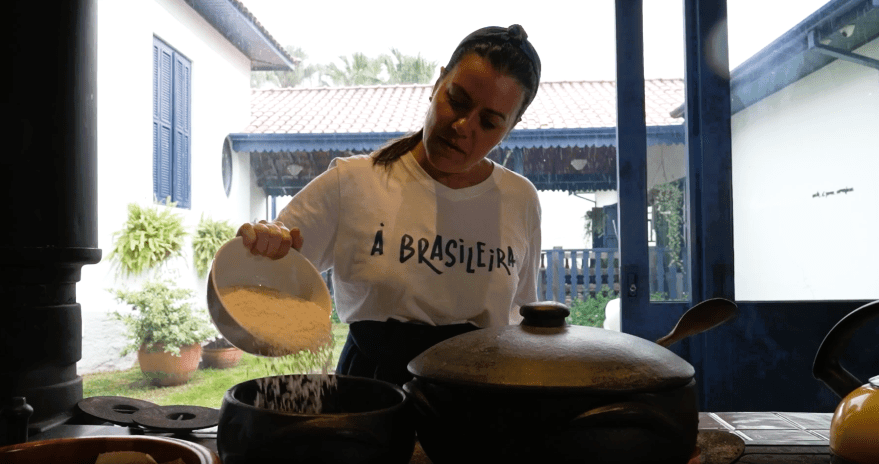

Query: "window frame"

xmin=153 ymin=35 xmax=192 ymax=209
xmin=617 ymin=0 xmax=876 ymax=412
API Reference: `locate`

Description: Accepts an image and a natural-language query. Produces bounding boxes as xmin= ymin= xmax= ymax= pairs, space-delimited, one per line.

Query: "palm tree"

xmin=250 ymin=46 xmax=319 ymax=88
xmin=251 ymin=47 xmax=439 ymax=88
xmin=380 ymin=48 xmax=438 ymax=85
xmin=323 ymin=53 xmax=384 ymax=86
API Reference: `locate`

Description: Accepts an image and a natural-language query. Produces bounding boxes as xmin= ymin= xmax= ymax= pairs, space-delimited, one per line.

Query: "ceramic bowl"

xmin=207 ymin=236 xmax=332 ymax=356
xmin=0 ymin=435 xmax=219 ymax=464
xmin=218 ymin=374 xmax=415 ymax=464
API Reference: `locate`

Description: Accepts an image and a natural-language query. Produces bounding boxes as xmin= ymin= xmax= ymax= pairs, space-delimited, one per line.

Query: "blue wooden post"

xmin=571 ymin=250 xmax=581 ymax=302
xmin=681 ymin=246 xmax=690 ymax=299
xmin=544 ymin=248 xmax=560 ymax=301
xmin=656 ymin=247 xmax=666 ymax=296
xmin=542 ymin=251 xmax=553 ymax=300
xmin=554 ymin=247 xmax=565 ymax=302
xmin=513 ymin=147 xmax=524 ymax=174
xmin=538 ymin=251 xmax=545 ymax=299
xmin=608 ymin=249 xmax=617 ymax=295
xmin=595 ymin=249 xmax=604 ymax=296
xmin=581 ymin=250 xmax=590 ymax=299
xmin=667 ymin=266 xmax=679 ymax=300
xmin=616 ymin=0 xmax=651 ymax=335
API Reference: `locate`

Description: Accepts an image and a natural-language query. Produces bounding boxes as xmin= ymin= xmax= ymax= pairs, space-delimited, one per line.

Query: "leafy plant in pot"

xmin=108 ymin=198 xmax=187 ymax=278
xmin=201 ymin=337 xmax=243 ymax=369
xmin=192 ymin=215 xmax=241 ymax=368
xmin=111 ymin=278 xmax=218 ymax=386
xmin=192 ymin=214 xmax=236 ymax=279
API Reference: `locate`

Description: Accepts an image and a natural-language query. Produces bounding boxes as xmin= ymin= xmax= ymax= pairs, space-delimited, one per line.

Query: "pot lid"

xmin=407 ymin=301 xmax=695 ymax=392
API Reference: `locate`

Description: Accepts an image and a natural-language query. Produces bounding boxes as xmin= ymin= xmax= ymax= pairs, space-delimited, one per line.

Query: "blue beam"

xmin=729 ymin=0 xmax=879 ymax=114
xmin=684 ymin=0 xmax=735 ymax=413
xmin=615 ymin=0 xmax=651 ymax=334
xmin=184 ymin=0 xmax=297 ymax=71
xmin=229 ymin=126 xmax=685 ymax=154
xmin=807 ymin=30 xmax=879 ymax=70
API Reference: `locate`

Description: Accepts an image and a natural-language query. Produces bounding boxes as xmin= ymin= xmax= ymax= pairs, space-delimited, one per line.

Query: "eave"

xmin=184 ymin=0 xmax=298 ymax=71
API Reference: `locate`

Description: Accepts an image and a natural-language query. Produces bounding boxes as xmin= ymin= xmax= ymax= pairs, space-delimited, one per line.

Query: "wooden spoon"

xmin=655 ymin=298 xmax=739 ymax=348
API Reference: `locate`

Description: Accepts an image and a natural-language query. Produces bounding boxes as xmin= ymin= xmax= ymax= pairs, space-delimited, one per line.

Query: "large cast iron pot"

xmin=218 ymin=374 xmax=415 ymax=464
xmin=403 ymin=301 xmax=723 ymax=464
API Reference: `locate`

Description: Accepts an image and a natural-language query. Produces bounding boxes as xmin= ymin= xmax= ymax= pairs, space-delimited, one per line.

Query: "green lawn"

xmin=83 ymin=324 xmax=349 ymax=409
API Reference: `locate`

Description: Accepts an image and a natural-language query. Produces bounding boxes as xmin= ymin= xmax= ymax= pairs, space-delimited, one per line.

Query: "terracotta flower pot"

xmin=201 ymin=346 xmax=243 ymax=369
xmin=137 ymin=343 xmax=202 ymax=386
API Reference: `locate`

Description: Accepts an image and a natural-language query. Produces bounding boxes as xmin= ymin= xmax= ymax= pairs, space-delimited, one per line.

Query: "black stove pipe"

xmin=1 ymin=0 xmax=100 ymax=441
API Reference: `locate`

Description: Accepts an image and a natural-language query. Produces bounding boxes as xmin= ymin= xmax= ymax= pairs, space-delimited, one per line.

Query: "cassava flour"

xmin=219 ymin=284 xmax=338 ymax=413
xmin=218 ymin=285 xmax=332 ymax=356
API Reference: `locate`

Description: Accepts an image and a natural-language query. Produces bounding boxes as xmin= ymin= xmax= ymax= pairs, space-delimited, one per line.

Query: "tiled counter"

xmin=697 ymin=412 xmax=833 ymax=463
xmin=25 ymin=412 xmax=837 ymax=463
xmin=699 ymin=412 xmax=832 ymax=445
xmin=408 ymin=412 xmax=837 ymax=463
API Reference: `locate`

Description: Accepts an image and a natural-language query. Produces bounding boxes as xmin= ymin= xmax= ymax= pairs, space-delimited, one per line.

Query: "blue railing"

xmin=540 ymin=246 xmax=689 ymax=303
xmin=322 ymin=247 xmax=685 ymax=303
xmin=540 ymin=248 xmax=620 ymax=303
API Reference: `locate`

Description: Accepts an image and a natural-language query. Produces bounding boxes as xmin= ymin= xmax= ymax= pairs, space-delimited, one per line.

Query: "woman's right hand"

xmin=237 ymin=220 xmax=303 ymax=259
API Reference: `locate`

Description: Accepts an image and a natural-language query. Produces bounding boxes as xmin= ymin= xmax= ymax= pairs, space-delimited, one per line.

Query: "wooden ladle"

xmin=655 ymin=298 xmax=739 ymax=348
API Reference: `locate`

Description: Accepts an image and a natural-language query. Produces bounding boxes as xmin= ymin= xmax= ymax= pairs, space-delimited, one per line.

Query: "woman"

xmin=239 ymin=24 xmax=542 ymax=387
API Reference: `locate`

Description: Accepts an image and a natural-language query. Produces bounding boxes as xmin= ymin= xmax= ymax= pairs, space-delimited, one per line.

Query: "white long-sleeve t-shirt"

xmin=276 ymin=152 xmax=541 ymax=329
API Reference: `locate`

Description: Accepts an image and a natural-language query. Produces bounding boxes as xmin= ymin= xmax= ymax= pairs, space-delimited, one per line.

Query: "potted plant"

xmin=111 ymin=278 xmax=218 ymax=386
xmin=192 ymin=214 xmax=236 ymax=279
xmin=108 ymin=199 xmax=187 ymax=278
xmin=201 ymin=336 xmax=244 ymax=369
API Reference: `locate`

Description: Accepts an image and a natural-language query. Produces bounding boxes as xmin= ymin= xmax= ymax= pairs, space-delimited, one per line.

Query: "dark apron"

xmin=336 ymin=319 xmax=481 ymax=387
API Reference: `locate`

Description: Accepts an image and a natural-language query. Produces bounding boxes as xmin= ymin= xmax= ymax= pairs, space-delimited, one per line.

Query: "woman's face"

xmin=417 ymin=53 xmax=526 ymax=183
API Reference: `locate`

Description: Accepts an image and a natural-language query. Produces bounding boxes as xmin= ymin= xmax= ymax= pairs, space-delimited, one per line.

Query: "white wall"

xmin=79 ymin=0 xmax=257 ymax=373
xmin=538 ymin=191 xmax=593 ymax=250
xmin=732 ymin=38 xmax=879 ymax=300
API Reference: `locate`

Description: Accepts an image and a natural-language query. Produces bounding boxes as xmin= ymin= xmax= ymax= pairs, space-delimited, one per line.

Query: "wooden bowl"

xmin=0 ymin=435 xmax=220 ymax=464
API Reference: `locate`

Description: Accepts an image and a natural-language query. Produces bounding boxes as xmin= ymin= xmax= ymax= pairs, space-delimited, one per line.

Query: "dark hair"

xmin=373 ymin=24 xmax=541 ymax=167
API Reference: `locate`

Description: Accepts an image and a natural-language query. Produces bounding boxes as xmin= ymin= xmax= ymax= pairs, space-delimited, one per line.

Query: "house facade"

xmin=78 ymin=0 xmax=293 ymax=373
xmin=731 ymin=36 xmax=879 ymax=301
xmin=226 ymin=0 xmax=879 ymax=413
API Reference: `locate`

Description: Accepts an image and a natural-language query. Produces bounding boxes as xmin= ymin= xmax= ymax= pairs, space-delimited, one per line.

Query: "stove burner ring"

xmin=77 ymin=396 xmax=159 ymax=426
xmin=132 ymin=405 xmax=219 ymax=432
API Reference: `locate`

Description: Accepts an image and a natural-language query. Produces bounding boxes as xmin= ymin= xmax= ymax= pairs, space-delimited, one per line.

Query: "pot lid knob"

xmin=520 ymin=301 xmax=570 ymax=327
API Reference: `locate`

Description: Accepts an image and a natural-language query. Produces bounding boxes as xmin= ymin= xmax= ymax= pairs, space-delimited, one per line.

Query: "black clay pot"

xmin=403 ymin=302 xmax=701 ymax=464
xmin=218 ymin=374 xmax=415 ymax=464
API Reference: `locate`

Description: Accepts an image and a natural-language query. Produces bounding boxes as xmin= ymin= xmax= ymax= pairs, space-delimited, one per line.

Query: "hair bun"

xmin=507 ymin=24 xmax=528 ymax=42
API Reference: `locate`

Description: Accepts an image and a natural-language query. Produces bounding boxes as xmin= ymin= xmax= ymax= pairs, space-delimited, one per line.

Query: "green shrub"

xmin=111 ymin=278 xmax=218 ymax=356
xmin=109 ymin=200 xmax=187 ymax=277
xmin=568 ymin=286 xmax=617 ymax=327
xmin=650 ymin=291 xmax=690 ymax=302
xmin=192 ymin=215 xmax=236 ymax=278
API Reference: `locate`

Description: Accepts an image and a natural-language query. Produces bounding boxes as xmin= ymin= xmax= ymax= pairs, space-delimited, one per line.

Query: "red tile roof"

xmin=246 ymin=79 xmax=684 ymax=134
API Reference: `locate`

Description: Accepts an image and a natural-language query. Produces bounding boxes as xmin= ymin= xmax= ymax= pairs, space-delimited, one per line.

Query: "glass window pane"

xmin=644 ymin=0 xmax=689 ymax=302
xmin=728 ymin=0 xmax=879 ymax=300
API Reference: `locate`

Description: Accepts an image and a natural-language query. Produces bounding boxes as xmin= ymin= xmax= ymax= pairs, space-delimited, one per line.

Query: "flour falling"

xmin=218 ymin=284 xmax=337 ymax=413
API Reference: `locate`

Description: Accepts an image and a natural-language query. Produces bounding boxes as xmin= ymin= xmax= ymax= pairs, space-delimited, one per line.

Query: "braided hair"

xmin=373 ymin=24 xmax=541 ymax=167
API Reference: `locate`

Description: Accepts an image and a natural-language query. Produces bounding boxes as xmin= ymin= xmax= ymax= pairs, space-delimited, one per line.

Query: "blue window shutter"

xmin=153 ymin=38 xmax=173 ymax=204
xmin=173 ymin=53 xmax=192 ymax=208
